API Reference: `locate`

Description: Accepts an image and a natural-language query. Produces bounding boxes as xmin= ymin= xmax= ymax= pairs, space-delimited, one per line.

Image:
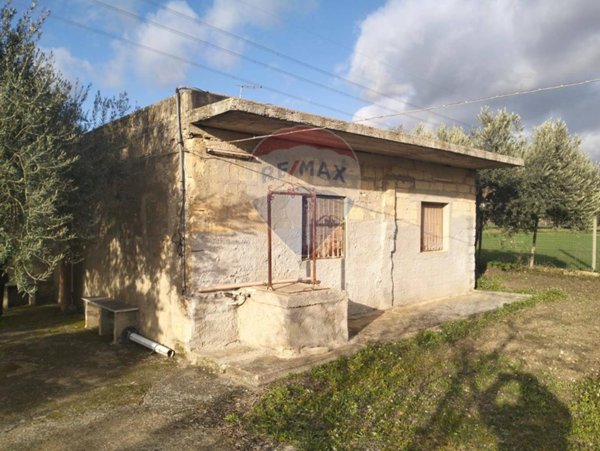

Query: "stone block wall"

xmin=81 ymin=95 xmax=191 ymax=351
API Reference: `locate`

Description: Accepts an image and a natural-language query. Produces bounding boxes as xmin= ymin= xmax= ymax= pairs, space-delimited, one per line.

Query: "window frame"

xmin=420 ymin=201 xmax=447 ymax=253
xmin=302 ymin=195 xmax=346 ymax=260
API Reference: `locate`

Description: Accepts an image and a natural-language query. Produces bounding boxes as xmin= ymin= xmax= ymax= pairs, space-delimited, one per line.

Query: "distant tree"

xmin=470 ymin=108 xmax=526 ymax=259
xmin=407 ymin=111 xmax=600 ymax=269
xmin=0 ymin=2 xmax=131 ymax=305
xmin=410 ymin=123 xmax=472 ymax=146
xmin=492 ymin=120 xmax=600 ymax=266
xmin=88 ymin=90 xmax=132 ymax=131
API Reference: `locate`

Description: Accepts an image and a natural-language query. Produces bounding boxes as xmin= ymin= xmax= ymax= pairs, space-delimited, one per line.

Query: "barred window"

xmin=302 ymin=196 xmax=345 ymax=259
xmin=421 ymin=202 xmax=446 ymax=252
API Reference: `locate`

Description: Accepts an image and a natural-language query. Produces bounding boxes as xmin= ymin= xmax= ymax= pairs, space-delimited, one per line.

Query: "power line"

xmin=48 ymin=14 xmax=357 ymax=119
xmin=136 ymin=0 xmax=469 ymax=128
xmin=224 ymin=76 xmax=600 ymax=144
xmin=230 ymin=0 xmax=442 ymax=92
xmin=359 ymin=77 xmax=600 ymax=122
xmin=54 ymin=8 xmax=598 ymax=145
xmin=87 ymin=0 xmax=446 ymax=129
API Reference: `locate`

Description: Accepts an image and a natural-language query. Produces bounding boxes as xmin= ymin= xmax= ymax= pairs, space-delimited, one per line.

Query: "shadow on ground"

xmin=410 ymin=347 xmax=571 ymax=450
xmin=348 ymin=301 xmax=385 ymax=339
xmin=409 ymin=322 xmax=571 ymax=450
xmin=0 ymin=305 xmax=155 ymax=424
xmin=0 ymin=304 xmax=273 ymax=450
xmin=480 ymin=250 xmax=570 ymax=269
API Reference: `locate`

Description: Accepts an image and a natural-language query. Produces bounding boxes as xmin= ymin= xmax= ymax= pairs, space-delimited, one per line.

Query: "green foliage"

xmin=482 ymin=228 xmax=599 ymax=270
xmin=0 ymin=2 xmax=84 ymax=292
xmin=88 ymin=90 xmax=132 ymax=131
xmin=571 ymin=371 xmax=600 ymax=447
xmin=471 ymin=107 xmax=526 ymax=158
xmin=410 ymin=109 xmax=600 ymax=268
xmin=411 ymin=122 xmax=472 ymax=146
xmin=475 ymin=273 xmax=505 ymax=291
xmin=0 ymin=2 xmax=131 ymax=293
xmin=488 ymin=120 xmax=600 ymax=236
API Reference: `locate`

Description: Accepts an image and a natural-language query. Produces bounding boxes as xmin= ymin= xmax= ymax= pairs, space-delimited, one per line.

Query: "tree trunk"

xmin=476 ymin=215 xmax=484 ymax=258
xmin=0 ymin=270 xmax=6 ymax=316
xmin=529 ymin=217 xmax=539 ymax=268
xmin=58 ymin=260 xmax=69 ymax=312
xmin=475 ymin=195 xmax=484 ymax=268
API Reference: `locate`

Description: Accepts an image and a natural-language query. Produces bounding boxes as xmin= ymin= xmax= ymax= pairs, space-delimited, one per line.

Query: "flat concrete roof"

xmin=189 ymin=97 xmax=523 ymax=170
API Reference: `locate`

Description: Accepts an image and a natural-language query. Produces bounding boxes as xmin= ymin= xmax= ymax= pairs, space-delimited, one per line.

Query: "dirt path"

xmin=0 ymin=306 xmax=272 ymax=450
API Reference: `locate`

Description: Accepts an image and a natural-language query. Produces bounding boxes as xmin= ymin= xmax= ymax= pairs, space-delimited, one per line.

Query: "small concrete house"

xmin=81 ymin=89 xmax=521 ymax=358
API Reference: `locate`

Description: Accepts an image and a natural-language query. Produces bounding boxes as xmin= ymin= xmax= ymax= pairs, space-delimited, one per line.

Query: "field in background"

xmin=481 ymin=228 xmax=598 ymax=271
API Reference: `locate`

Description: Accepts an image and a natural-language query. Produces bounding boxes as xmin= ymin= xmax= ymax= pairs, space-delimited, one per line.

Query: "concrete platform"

xmin=196 ymin=290 xmax=529 ymax=386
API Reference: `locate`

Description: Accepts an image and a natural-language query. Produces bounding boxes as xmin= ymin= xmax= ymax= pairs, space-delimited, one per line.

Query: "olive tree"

xmin=0 ymin=2 xmax=130 ymax=305
xmin=0 ymin=3 xmax=86 ymax=296
xmin=493 ymin=120 xmax=600 ymax=266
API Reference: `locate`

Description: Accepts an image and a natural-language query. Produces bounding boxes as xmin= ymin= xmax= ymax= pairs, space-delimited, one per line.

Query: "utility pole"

xmin=593 ymin=215 xmax=597 ymax=271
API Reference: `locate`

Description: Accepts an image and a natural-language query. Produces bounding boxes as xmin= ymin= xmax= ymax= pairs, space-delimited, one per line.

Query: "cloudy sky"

xmin=21 ymin=0 xmax=600 ymax=159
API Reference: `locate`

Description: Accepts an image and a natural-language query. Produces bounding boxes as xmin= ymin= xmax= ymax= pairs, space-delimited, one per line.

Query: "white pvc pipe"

xmin=127 ymin=330 xmax=175 ymax=358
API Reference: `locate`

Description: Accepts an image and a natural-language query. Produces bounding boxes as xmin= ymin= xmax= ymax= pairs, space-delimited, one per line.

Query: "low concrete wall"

xmin=188 ymin=293 xmax=239 ymax=350
xmin=237 ymin=286 xmax=348 ymax=352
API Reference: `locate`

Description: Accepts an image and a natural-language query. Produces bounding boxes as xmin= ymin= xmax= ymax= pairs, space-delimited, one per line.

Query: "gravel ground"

xmin=0 ymin=305 xmax=275 ymax=450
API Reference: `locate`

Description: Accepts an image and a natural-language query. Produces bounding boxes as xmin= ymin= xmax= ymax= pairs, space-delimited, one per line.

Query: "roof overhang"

xmin=189 ymin=97 xmax=523 ymax=170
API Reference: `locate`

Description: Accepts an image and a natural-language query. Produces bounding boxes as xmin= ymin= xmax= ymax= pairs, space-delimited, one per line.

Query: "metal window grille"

xmin=302 ymin=196 xmax=345 ymax=259
xmin=421 ymin=202 xmax=445 ymax=252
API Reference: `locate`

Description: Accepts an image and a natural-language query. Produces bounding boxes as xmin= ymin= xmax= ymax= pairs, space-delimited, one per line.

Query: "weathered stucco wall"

xmin=237 ymin=286 xmax=348 ymax=353
xmin=185 ymin=125 xmax=477 ymax=352
xmin=81 ymin=96 xmax=188 ymax=351
xmin=391 ymin=161 xmax=476 ymax=305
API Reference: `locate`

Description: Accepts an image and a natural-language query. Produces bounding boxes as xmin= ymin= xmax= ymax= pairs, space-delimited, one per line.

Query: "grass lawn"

xmin=481 ymin=228 xmax=599 ymax=271
xmin=244 ymin=269 xmax=600 ymax=449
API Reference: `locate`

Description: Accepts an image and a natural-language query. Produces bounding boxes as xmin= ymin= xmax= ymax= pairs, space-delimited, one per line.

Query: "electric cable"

xmin=49 ymin=14 xmax=358 ymax=119
xmin=136 ymin=0 xmax=469 ymax=128
xmin=88 ymin=0 xmax=446 ymax=129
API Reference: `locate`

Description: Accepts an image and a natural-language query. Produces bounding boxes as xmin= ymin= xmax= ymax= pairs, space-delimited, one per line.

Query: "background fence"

xmin=480 ymin=221 xmax=599 ymax=271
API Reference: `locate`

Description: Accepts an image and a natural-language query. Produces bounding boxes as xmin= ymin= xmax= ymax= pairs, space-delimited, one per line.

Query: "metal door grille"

xmin=303 ymin=196 xmax=345 ymax=259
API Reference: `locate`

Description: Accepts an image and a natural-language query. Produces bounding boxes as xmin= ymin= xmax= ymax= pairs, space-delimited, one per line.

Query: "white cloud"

xmin=75 ymin=0 xmax=141 ymax=32
xmin=101 ymin=1 xmax=202 ymax=87
xmin=352 ymin=97 xmax=410 ymax=129
xmin=192 ymin=0 xmax=307 ymax=68
xmin=130 ymin=1 xmax=201 ymax=86
xmin=347 ymin=0 xmax=600 ymax=158
xmin=101 ymin=0 xmax=303 ymax=88
xmin=581 ymin=131 xmax=600 ymax=162
xmin=43 ymin=46 xmax=96 ymax=86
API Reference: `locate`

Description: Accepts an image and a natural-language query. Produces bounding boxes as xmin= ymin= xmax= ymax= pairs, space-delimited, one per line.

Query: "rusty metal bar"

xmin=267 ymin=192 xmax=273 ymax=289
xmin=266 ymin=189 xmax=318 ymax=290
xmin=197 ymin=277 xmax=317 ymax=294
xmin=311 ymin=192 xmax=317 ymax=286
